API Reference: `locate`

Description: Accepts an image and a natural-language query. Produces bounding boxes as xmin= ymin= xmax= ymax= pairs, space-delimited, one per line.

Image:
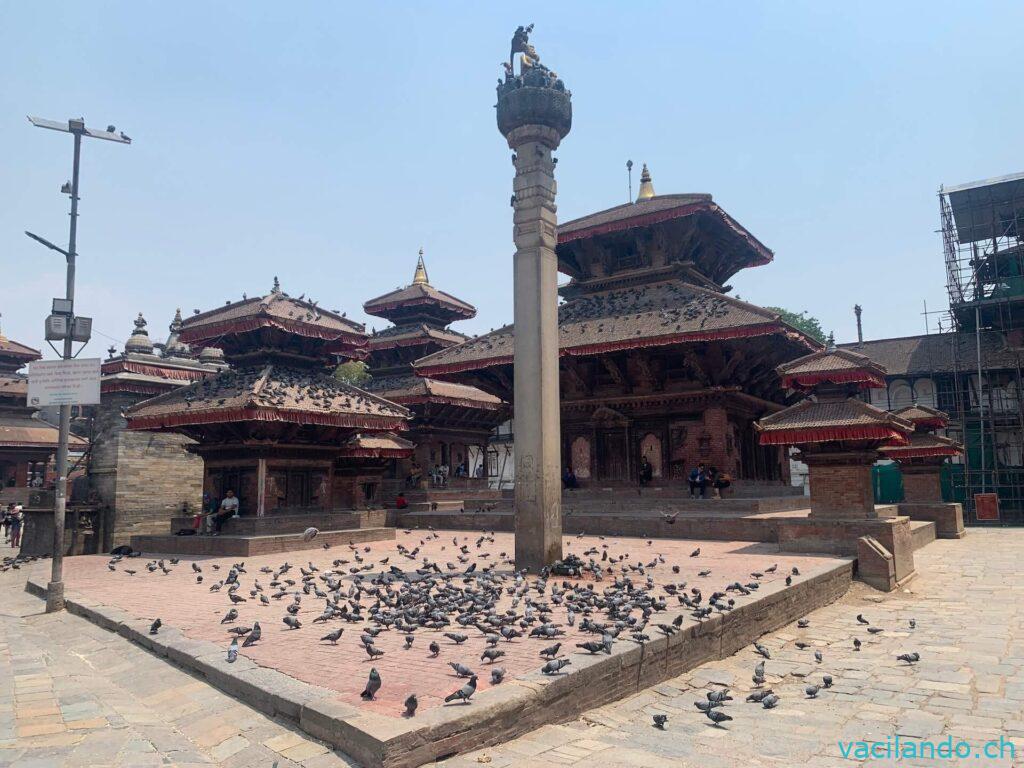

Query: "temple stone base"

xmin=775 ymin=514 xmax=917 ymax=589
xmin=898 ymin=502 xmax=965 ymax=539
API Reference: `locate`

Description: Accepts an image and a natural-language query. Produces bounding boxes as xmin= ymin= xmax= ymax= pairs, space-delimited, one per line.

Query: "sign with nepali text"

xmin=27 ymin=358 xmax=101 ymax=406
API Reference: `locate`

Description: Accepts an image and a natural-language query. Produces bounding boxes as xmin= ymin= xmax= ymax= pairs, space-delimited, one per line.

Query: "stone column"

xmin=496 ymin=34 xmax=572 ymax=571
xmin=507 ymin=124 xmax=564 ymax=570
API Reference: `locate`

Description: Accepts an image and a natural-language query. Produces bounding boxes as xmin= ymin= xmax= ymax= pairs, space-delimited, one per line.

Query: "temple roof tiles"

xmin=881 ymin=431 xmax=961 ymax=459
xmin=126 ymin=364 xmax=410 ymax=432
xmin=891 ymin=404 xmax=950 ymax=429
xmin=363 ymin=281 xmax=476 ymax=321
xmin=338 ymin=431 xmax=415 ymax=458
xmin=0 ymin=413 xmax=88 ymax=450
xmin=837 ymin=332 xmax=1019 ymax=377
xmin=363 ymin=373 xmax=503 ymax=410
xmin=369 ymin=323 xmax=468 ymax=349
xmin=756 ymin=398 xmax=913 ymax=446
xmin=776 ymin=347 xmax=888 ymax=390
xmin=414 ymin=279 xmax=819 ymax=376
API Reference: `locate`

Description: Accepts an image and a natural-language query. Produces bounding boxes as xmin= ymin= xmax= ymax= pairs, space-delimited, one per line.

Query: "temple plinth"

xmin=497 ymin=27 xmax=571 ymax=570
xmin=757 ymin=347 xmax=912 ymax=520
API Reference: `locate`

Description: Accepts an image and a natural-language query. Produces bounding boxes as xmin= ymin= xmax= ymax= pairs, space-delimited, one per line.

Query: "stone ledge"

xmin=24 ymin=557 xmax=852 ymax=768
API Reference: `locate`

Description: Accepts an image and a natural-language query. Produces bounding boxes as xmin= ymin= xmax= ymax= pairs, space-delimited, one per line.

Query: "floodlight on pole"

xmin=27 ymin=114 xmax=130 ymax=613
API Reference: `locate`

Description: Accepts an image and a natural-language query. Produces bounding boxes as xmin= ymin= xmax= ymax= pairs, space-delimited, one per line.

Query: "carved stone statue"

xmin=510 ymin=24 xmax=535 ymax=68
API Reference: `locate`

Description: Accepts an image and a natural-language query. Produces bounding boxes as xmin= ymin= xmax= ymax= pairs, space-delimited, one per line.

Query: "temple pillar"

xmin=255 ymin=458 xmax=268 ymax=516
xmin=801 ymin=450 xmax=881 ymax=520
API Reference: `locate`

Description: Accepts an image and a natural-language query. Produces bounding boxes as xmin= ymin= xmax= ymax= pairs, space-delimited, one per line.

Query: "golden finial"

xmin=637 ymin=163 xmax=656 ymax=201
xmin=412 ymin=248 xmax=430 ymax=285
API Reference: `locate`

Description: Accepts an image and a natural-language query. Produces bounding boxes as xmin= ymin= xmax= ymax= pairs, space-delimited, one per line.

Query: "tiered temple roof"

xmin=757 ymin=348 xmax=912 ymax=447
xmin=881 ymin=405 xmax=961 ymax=460
xmin=128 ymin=279 xmax=410 ymax=441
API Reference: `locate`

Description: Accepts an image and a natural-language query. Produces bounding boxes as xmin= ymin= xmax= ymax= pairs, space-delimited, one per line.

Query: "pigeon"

xmin=693 ymin=700 xmax=721 ymax=712
xmin=449 ymin=662 xmax=474 ymax=678
xmin=403 ymin=694 xmax=418 ymax=717
xmin=365 ymin=644 xmax=384 ymax=659
xmin=762 ymin=693 xmax=780 ymax=708
xmin=221 ymin=609 xmax=238 ymax=624
xmin=754 ymin=660 xmax=765 ymax=678
xmin=867 ymin=627 xmax=884 ymax=635
xmin=540 ymin=643 xmax=562 ymax=659
xmin=149 ymin=618 xmax=161 ymax=635
xmin=785 ymin=575 xmax=792 ymax=586
xmin=404 ymin=635 xmax=414 ymax=649
xmin=542 ymin=658 xmax=571 ymax=675
xmin=360 ymin=668 xmax=382 ymax=700
xmin=227 ymin=626 xmax=251 ymax=637
xmin=576 ymin=641 xmax=607 ymax=655
xmin=797 ymin=619 xmax=810 ymax=628
xmin=822 ymin=675 xmax=833 ymax=688
xmin=814 ymin=650 xmax=823 ymax=664
xmin=283 ymin=616 xmax=301 ymax=630
xmin=652 ymin=714 xmax=668 ymax=729
xmin=909 ymin=619 xmax=916 ymax=629
xmin=320 ymin=628 xmax=344 ymax=644
xmin=226 ymin=638 xmax=238 ymax=663
xmin=746 ymin=688 xmax=774 ymax=703
xmin=791 ymin=567 xmax=800 ymax=576
xmin=480 ymin=649 xmax=505 ymax=663
xmin=805 ymin=684 xmax=820 ymax=698
xmin=795 ymin=642 xmax=811 ymax=650
xmin=303 ymin=527 xmax=319 ymax=542
xmin=853 ymin=638 xmax=861 ymax=651
xmin=444 ymin=632 xmax=468 ymax=645
xmin=429 ymin=641 xmax=441 ymax=657
xmin=856 ymin=614 xmax=869 ymax=625
xmin=690 ymin=548 xmax=701 ymax=557
xmin=242 ymin=622 xmax=261 ymax=647
xmin=444 ymin=675 xmax=477 ymax=704
xmin=705 ymin=710 xmax=733 ymax=727
xmin=754 ymin=643 xmax=771 ymax=659
xmin=490 ymin=667 xmax=506 ymax=684
xmin=707 ymin=689 xmax=732 ymax=704
xmin=229 ymin=593 xmax=247 ymax=604
xmin=896 ymin=652 xmax=920 ymax=664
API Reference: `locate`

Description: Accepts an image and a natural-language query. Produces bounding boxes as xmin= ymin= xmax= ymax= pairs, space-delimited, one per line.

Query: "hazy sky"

xmin=3 ymin=2 xmax=1021 ymax=359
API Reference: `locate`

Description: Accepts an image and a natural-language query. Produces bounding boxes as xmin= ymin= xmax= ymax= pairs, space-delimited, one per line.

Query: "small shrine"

xmin=757 ymin=347 xmax=913 ymax=519
xmin=881 ymin=404 xmax=962 ymax=503
xmin=127 ymin=280 xmax=411 ymax=515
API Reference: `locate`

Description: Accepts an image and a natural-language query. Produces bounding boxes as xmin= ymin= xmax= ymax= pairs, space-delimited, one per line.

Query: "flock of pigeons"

xmin=101 ymin=529 xmax=921 ymax=726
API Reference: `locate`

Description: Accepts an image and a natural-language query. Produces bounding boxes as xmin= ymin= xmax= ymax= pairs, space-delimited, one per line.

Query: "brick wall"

xmin=89 ymin=393 xmax=204 ymax=548
xmin=807 ymin=462 xmax=876 ymax=518
xmin=900 ymin=466 xmax=943 ymax=503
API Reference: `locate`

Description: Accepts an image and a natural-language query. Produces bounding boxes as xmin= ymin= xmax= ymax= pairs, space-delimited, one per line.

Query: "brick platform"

xmin=30 ymin=533 xmax=852 ymax=767
xmin=130 ymin=526 xmax=395 ymax=557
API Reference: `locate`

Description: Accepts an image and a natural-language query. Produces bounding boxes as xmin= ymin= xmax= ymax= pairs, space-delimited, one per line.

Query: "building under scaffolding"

xmin=940 ymin=171 xmax=1024 ymax=524
xmin=838 ymin=171 xmax=1024 ymax=525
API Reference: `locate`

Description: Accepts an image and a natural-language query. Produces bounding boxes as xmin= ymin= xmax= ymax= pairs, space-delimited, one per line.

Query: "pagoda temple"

xmin=757 ymin=347 xmax=913 ymax=518
xmin=127 ymin=281 xmax=411 ymax=515
xmin=90 ymin=311 xmax=227 ymax=547
xmin=362 ymin=251 xmax=506 ymax=487
xmin=415 ymin=168 xmax=820 ymax=485
xmin=881 ymin=404 xmax=962 ymax=503
xmin=0 ymin=329 xmax=87 ymax=496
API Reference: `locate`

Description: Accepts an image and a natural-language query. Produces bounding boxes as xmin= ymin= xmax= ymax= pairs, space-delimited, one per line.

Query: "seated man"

xmin=688 ymin=463 xmax=707 ymax=499
xmin=395 ymin=492 xmax=409 ymax=510
xmin=562 ymin=466 xmax=578 ymax=489
xmin=212 ymin=490 xmax=240 ymax=535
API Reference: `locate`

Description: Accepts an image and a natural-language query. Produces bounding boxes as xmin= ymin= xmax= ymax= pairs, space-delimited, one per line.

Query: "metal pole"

xmin=976 ymin=304 xmax=986 ymax=495
xmin=46 ymin=130 xmax=81 ymax=613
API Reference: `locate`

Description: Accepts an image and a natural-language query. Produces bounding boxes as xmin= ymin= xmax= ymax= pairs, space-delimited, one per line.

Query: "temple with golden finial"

xmin=363 ymin=250 xmax=507 ymax=496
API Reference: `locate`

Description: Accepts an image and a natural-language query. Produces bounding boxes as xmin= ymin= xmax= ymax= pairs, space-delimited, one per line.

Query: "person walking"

xmin=2 ymin=504 xmax=11 ymax=542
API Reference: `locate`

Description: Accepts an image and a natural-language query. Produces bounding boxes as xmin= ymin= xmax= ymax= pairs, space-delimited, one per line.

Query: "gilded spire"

xmin=636 ymin=163 xmax=655 ymax=201
xmin=412 ymin=248 xmax=430 ymax=285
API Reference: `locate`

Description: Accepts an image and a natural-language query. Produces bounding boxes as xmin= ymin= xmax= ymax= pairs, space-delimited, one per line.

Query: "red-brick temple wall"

xmin=901 ymin=466 xmax=943 ymax=503
xmin=807 ymin=462 xmax=876 ymax=518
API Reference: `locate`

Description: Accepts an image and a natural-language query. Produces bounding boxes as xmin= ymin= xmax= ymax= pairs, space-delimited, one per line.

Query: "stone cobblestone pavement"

xmin=438 ymin=529 xmax=1024 ymax=768
xmin=0 ymin=542 xmax=356 ymax=768
xmin=41 ymin=532 xmax=844 ymax=715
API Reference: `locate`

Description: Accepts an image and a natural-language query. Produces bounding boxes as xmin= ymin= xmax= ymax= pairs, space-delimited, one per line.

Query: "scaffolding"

xmin=941 ymin=171 xmax=1024 ymax=524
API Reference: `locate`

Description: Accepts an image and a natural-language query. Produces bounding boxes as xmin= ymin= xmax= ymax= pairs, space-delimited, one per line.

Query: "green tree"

xmin=765 ymin=307 xmax=828 ymax=344
xmin=335 ymin=360 xmax=371 ymax=387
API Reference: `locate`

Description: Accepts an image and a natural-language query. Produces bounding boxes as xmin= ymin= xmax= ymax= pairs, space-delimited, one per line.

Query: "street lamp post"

xmin=27 ymin=116 xmax=129 ymax=612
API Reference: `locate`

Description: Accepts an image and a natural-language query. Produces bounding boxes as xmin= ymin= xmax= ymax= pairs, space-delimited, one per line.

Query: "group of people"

xmin=191 ymin=490 xmax=240 ymax=535
xmin=2 ymin=503 xmax=24 ymax=548
xmin=561 ymin=459 xmax=732 ymax=498
xmin=687 ymin=462 xmax=732 ymax=499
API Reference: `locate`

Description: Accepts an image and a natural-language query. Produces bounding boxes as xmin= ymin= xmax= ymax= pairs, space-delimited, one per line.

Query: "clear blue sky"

xmin=3 ymin=2 xmax=1021 ymax=358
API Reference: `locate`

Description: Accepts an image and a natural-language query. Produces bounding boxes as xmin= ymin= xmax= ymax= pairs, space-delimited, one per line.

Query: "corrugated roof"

xmin=0 ymin=414 xmax=88 ymax=449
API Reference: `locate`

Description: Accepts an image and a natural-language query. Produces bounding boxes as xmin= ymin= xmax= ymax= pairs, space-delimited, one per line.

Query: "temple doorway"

xmin=596 ymin=430 xmax=628 ymax=481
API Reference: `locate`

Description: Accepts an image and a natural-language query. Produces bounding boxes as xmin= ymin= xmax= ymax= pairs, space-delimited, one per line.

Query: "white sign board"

xmin=27 ymin=358 xmax=102 ymax=406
